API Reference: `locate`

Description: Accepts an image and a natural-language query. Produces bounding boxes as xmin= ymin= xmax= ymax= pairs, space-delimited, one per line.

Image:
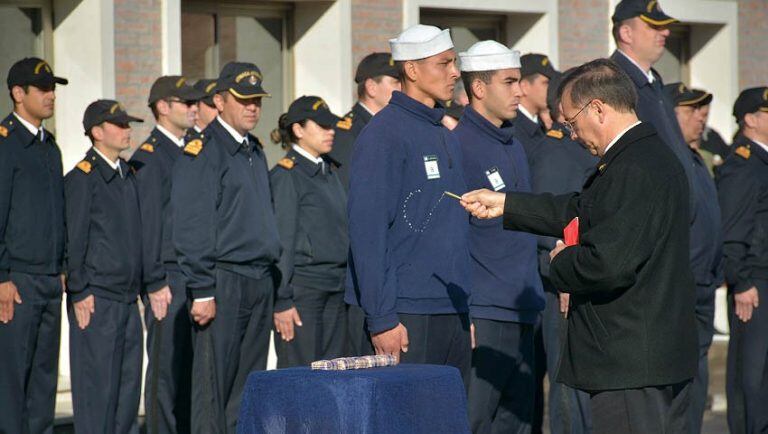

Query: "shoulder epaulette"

xmin=735 ymin=145 xmax=750 ymax=160
xmin=277 ymin=157 xmax=295 ymax=170
xmin=184 ymin=139 xmax=203 ymax=156
xmin=76 ymin=160 xmax=92 ymax=174
xmin=140 ymin=143 xmax=154 ymax=153
xmin=336 ymin=117 xmax=353 ymax=131
xmin=0 ymin=125 xmax=7 ymax=138
xmin=546 ymin=129 xmax=564 ymax=139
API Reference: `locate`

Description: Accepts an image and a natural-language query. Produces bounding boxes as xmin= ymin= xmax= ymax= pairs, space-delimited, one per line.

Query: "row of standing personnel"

xmin=1 ymin=2 xmax=767 ymax=434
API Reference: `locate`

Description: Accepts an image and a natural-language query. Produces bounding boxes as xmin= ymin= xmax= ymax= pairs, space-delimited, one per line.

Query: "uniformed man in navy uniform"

xmin=331 ymin=52 xmax=400 ymax=190
xmin=718 ymin=87 xmax=768 ymax=434
xmin=663 ymin=82 xmax=723 ymax=434
xmin=171 ymin=62 xmax=281 ymax=434
xmin=270 ymin=96 xmax=349 ymax=367
xmin=346 ymin=25 xmax=471 ymax=377
xmin=66 ymin=99 xmax=144 ymax=434
xmin=131 ymin=75 xmax=203 ymax=434
xmin=528 ymin=70 xmax=596 ymax=434
xmin=0 ymin=57 xmax=67 ymax=434
xmin=192 ymin=78 xmax=218 ymax=135
xmin=330 ymin=53 xmax=400 ymax=355
xmin=454 ymin=40 xmax=544 ymax=433
xmin=513 ymin=53 xmax=558 ymax=159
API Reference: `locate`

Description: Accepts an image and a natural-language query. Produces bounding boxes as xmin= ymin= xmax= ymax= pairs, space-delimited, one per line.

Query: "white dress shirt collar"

xmin=359 ymin=102 xmax=376 ymax=116
xmin=604 ymin=121 xmax=642 ymax=155
xmin=517 ymin=104 xmax=538 ymax=124
xmin=13 ymin=112 xmax=44 ymax=141
xmin=93 ymin=146 xmax=123 ymax=177
xmin=217 ymin=115 xmax=247 ymax=145
xmin=617 ymin=50 xmax=655 ymax=84
xmin=292 ymin=144 xmax=323 ymax=164
xmin=156 ymin=124 xmax=185 ymax=148
xmin=752 ymin=139 xmax=768 ymax=155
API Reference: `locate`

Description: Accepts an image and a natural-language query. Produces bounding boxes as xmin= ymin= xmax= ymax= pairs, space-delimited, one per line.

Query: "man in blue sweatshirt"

xmin=345 ymin=24 xmax=472 ymax=377
xmin=454 ymin=41 xmax=545 ymax=433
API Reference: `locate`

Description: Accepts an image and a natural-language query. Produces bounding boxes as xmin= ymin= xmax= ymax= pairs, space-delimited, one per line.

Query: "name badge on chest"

xmin=424 ymin=155 xmax=440 ymax=180
xmin=485 ymin=167 xmax=506 ymax=191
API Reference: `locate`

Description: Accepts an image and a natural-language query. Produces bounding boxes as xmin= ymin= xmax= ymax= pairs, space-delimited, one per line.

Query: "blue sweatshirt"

xmin=345 ymin=91 xmax=471 ymax=334
xmin=454 ymin=106 xmax=544 ymax=323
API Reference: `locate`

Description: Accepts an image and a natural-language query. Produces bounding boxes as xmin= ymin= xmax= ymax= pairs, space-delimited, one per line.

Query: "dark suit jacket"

xmin=502 ymin=122 xmax=697 ymax=391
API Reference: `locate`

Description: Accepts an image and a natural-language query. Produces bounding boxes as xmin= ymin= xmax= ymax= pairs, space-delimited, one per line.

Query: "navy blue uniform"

xmin=65 ymin=149 xmax=143 ymax=434
xmin=455 ymin=106 xmax=544 ymax=433
xmin=527 ymin=123 xmax=597 ymax=434
xmin=345 ymin=91 xmax=471 ymax=377
xmin=718 ymin=138 xmax=768 ymax=434
xmin=270 ymin=149 xmax=348 ymax=367
xmin=0 ymin=113 xmax=65 ymax=434
xmin=130 ymin=128 xmax=192 ymax=434
xmin=330 ymin=102 xmax=373 ymax=189
xmin=171 ymin=117 xmax=280 ymax=433
xmin=512 ymin=110 xmax=547 ymax=160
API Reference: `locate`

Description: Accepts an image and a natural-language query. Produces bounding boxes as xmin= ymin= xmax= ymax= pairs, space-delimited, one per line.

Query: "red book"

xmin=563 ymin=217 xmax=579 ymax=246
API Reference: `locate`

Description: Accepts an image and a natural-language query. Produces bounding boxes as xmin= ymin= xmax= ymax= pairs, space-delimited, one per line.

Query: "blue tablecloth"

xmin=238 ymin=364 xmax=470 ymax=434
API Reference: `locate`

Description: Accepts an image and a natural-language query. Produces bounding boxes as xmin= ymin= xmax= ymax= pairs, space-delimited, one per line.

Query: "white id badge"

xmin=424 ymin=155 xmax=440 ymax=180
xmin=485 ymin=167 xmax=506 ymax=191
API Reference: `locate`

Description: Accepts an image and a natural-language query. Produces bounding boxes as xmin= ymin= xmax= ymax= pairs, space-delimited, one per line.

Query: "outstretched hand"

xmin=460 ymin=189 xmax=506 ymax=219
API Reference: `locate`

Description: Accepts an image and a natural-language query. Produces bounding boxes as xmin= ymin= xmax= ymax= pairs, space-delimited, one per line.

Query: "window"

xmin=182 ymin=1 xmax=292 ymax=166
xmin=0 ymin=1 xmax=52 ymax=114
xmin=655 ymin=24 xmax=690 ymax=84
xmin=420 ymin=9 xmax=506 ymax=53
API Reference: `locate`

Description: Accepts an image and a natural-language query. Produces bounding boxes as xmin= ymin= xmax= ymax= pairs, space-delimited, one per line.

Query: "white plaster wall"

xmin=293 ymin=0 xmax=353 ymax=115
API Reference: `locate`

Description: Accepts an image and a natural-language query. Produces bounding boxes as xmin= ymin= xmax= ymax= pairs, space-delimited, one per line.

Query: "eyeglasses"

xmin=562 ymin=100 xmax=593 ymax=135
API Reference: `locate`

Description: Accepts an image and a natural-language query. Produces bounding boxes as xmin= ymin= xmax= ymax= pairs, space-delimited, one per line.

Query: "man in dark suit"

xmin=460 ymin=58 xmax=697 ymax=434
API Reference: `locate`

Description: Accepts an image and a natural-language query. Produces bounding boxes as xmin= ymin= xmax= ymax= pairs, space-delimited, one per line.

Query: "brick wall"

xmin=738 ymin=0 xmax=768 ymax=89
xmin=350 ymin=0 xmax=403 ymax=83
xmin=114 ymin=0 xmax=162 ymax=149
xmin=558 ymin=0 xmax=610 ymax=70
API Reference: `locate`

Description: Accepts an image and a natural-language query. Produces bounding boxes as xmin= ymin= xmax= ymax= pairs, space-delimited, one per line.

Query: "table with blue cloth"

xmin=238 ymin=364 xmax=470 ymax=434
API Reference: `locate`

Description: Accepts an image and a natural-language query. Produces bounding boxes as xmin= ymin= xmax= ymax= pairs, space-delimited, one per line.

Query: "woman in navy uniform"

xmin=270 ymin=96 xmax=349 ymax=367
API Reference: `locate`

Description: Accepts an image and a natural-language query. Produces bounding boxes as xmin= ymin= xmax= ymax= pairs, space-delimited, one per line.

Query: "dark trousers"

xmin=346 ymin=303 xmax=370 ymax=356
xmin=467 ymin=318 xmax=535 ymax=434
xmin=534 ymin=289 xmax=592 ymax=434
xmin=589 ymin=380 xmax=691 ymax=434
xmin=143 ymin=269 xmax=193 ymax=434
xmin=399 ymin=313 xmax=472 ymax=383
xmin=727 ymin=283 xmax=768 ymax=434
xmin=190 ymin=269 xmax=274 ymax=434
xmin=0 ymin=272 xmax=61 ymax=434
xmin=689 ymin=287 xmax=715 ymax=434
xmin=69 ymin=296 xmax=142 ymax=434
xmin=275 ymin=287 xmax=347 ymax=368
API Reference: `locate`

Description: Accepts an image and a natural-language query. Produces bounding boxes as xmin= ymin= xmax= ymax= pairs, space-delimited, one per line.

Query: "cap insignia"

xmin=205 ymin=82 xmax=217 ymax=93
xmin=312 ymin=99 xmax=328 ymax=111
xmin=235 ymin=70 xmax=262 ymax=84
xmin=110 ymin=103 xmax=123 ymax=114
xmin=176 ymin=77 xmax=186 ymax=88
xmin=542 ymin=57 xmax=549 ymax=66
xmin=277 ymin=157 xmax=295 ymax=170
xmin=647 ymin=0 xmax=658 ymax=13
xmin=678 ymin=83 xmax=686 ymax=94
xmin=34 ymin=61 xmax=51 ymax=75
xmin=763 ymin=88 xmax=768 ymax=101
xmin=76 ymin=160 xmax=92 ymax=174
xmin=184 ymin=139 xmax=203 ymax=156
xmin=389 ymin=57 xmax=395 ymax=66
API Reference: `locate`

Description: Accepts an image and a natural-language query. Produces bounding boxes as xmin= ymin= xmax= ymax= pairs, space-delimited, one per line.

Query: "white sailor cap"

xmin=389 ymin=24 xmax=454 ymax=61
xmin=459 ymin=41 xmax=521 ymax=72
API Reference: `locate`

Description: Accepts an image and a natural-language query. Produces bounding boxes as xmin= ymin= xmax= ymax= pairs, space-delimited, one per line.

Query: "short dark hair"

xmin=557 ymin=58 xmax=637 ymax=114
xmin=461 ymin=70 xmax=495 ymax=103
xmin=357 ymin=75 xmax=386 ymax=99
xmin=150 ymin=101 xmax=161 ymax=120
xmin=395 ymin=61 xmax=407 ymax=82
xmin=9 ymin=85 xmax=30 ymax=107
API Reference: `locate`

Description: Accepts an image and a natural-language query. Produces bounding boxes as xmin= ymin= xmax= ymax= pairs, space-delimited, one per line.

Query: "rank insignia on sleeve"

xmin=0 ymin=126 xmax=7 ymax=137
xmin=735 ymin=146 xmax=750 ymax=160
xmin=336 ymin=117 xmax=352 ymax=130
xmin=546 ymin=129 xmax=564 ymax=139
xmin=184 ymin=139 xmax=203 ymax=156
xmin=76 ymin=160 xmax=92 ymax=174
xmin=277 ymin=157 xmax=295 ymax=169
xmin=140 ymin=143 xmax=154 ymax=153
